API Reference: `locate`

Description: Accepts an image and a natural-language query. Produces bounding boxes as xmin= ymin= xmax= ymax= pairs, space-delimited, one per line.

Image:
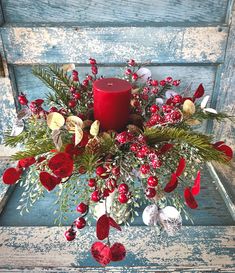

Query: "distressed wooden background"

xmin=0 ymin=0 xmax=234 ymax=272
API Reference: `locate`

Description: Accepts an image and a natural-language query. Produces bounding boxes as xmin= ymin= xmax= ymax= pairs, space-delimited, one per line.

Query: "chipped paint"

xmin=1 ymin=26 xmax=228 ymax=64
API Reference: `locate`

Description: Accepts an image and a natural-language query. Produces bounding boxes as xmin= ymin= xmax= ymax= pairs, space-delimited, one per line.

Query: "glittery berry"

xmin=147 ymin=176 xmax=158 ymax=187
xmin=64 ymin=228 xmax=76 ymax=241
xmin=145 ymin=187 xmax=156 ymax=198
xmin=118 ymin=183 xmax=129 ymax=194
xmin=91 ymin=190 xmax=100 ymax=202
xmin=76 ymin=202 xmax=88 ymax=214
xmin=118 ymin=193 xmax=129 ymax=203
xmin=140 ymin=164 xmax=150 ymax=175
xmin=75 ymin=217 xmax=86 ymax=229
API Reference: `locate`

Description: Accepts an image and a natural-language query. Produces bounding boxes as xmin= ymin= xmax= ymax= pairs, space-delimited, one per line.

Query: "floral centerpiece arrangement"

xmin=2 ymin=59 xmax=233 ymax=266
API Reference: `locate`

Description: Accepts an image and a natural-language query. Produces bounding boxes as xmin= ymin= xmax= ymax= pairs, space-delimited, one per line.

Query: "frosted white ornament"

xmin=142 ymin=204 xmax=159 ymax=226
xmin=158 ymin=206 xmax=182 ymax=236
xmin=165 ymin=90 xmax=178 ymax=99
xmin=136 ymin=67 xmax=151 ymax=83
xmin=155 ymin=98 xmax=164 ymax=105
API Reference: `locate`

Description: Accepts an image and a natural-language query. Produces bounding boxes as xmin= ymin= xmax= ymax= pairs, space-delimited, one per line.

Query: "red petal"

xmin=175 ymin=157 xmax=186 ymax=177
xmin=110 ymin=243 xmax=126 ymax=262
xmin=91 ymin=242 xmax=111 ymax=266
xmin=2 ymin=168 xmax=21 ymax=185
xmin=164 ymin=173 xmax=178 ymax=193
xmin=48 ymin=152 xmax=73 ymax=178
xmin=184 ymin=187 xmax=198 ymax=209
xmin=96 ymin=214 xmax=110 ymax=240
xmin=158 ymin=143 xmax=174 ymax=155
xmin=39 ymin=171 xmax=61 ymax=191
xmin=18 ymin=157 xmax=36 ymax=168
xmin=192 ymin=171 xmax=201 ymax=196
xmin=193 ymin=83 xmax=204 ymax=99
xmin=216 ymin=144 xmax=233 ymax=160
xmin=109 ymin=217 xmax=121 ymax=231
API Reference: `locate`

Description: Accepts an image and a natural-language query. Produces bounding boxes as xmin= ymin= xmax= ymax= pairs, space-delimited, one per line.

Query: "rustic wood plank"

xmin=0 ymin=0 xmax=229 ymax=25
xmin=1 ymin=26 xmax=228 ymax=64
xmin=0 ymin=226 xmax=234 ymax=271
xmin=0 ymin=165 xmax=233 ymax=226
xmin=13 ymin=65 xmax=217 ymax=101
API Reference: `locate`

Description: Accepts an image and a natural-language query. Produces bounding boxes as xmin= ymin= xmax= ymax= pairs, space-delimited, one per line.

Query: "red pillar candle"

xmin=93 ymin=78 xmax=132 ymax=132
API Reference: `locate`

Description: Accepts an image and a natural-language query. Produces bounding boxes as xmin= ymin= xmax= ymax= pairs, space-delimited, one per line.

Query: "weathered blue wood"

xmin=0 ymin=2 xmax=4 ymax=26
xmin=13 ymin=65 xmax=217 ymax=102
xmin=0 ymin=226 xmax=234 ymax=271
xmin=0 ymin=0 xmax=229 ymax=25
xmin=0 ymin=165 xmax=233 ymax=226
xmin=0 ymin=26 xmax=228 ymax=64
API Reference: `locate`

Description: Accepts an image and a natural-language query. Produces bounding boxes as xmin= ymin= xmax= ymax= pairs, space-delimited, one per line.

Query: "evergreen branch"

xmin=193 ymin=110 xmax=234 ymax=122
xmin=144 ymin=126 xmax=229 ymax=164
xmin=32 ymin=66 xmax=70 ymax=107
xmin=4 ymin=130 xmax=28 ymax=147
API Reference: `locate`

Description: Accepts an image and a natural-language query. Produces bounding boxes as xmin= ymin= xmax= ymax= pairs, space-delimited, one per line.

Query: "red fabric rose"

xmin=48 ymin=152 xmax=73 ymax=178
xmin=2 ymin=167 xmax=21 ymax=185
xmin=39 ymin=171 xmax=61 ymax=191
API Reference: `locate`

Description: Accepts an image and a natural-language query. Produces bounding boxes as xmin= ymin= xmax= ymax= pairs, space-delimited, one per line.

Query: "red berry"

xmin=89 ymin=58 xmax=97 ymax=65
xmin=2 ymin=168 xmax=21 ymax=185
xmin=18 ymin=94 xmax=28 ymax=105
xmin=140 ymin=164 xmax=150 ymax=175
xmin=72 ymin=70 xmax=78 ymax=77
xmin=136 ymin=150 xmax=145 ymax=158
xmin=132 ymin=73 xmax=138 ymax=81
xmin=75 ymin=217 xmax=86 ymax=229
xmin=68 ymin=99 xmax=77 ymax=108
xmin=172 ymin=95 xmax=182 ymax=104
xmin=87 ymin=75 xmax=93 ymax=81
xmin=118 ymin=183 xmax=129 ymax=194
xmin=130 ymin=143 xmax=139 ymax=153
xmin=112 ymin=166 xmax=120 ymax=177
xmin=151 ymin=80 xmax=158 ymax=86
xmin=83 ymin=79 xmax=89 ymax=87
xmin=64 ymin=228 xmax=76 ymax=241
xmin=118 ymin=193 xmax=129 ymax=203
xmin=88 ymin=178 xmax=96 ymax=187
xmin=128 ymin=59 xmax=136 ymax=66
xmin=173 ymin=80 xmax=181 ymax=86
xmin=91 ymin=65 xmax=98 ymax=75
xmin=91 ymin=190 xmax=100 ymax=202
xmin=125 ymin=69 xmax=132 ymax=75
xmin=160 ymin=80 xmax=166 ymax=86
xmin=49 ymin=106 xmax=58 ymax=113
xmin=162 ymin=104 xmax=173 ymax=113
xmin=73 ymin=93 xmax=81 ymax=100
xmin=103 ymin=188 xmax=110 ymax=197
xmin=76 ymin=202 xmax=88 ymax=214
xmin=150 ymin=104 xmax=159 ymax=113
xmin=96 ymin=166 xmax=108 ymax=178
xmin=166 ymin=76 xmax=173 ymax=83
xmin=70 ymin=86 xmax=76 ymax=93
xmin=145 ymin=187 xmax=156 ymax=198
xmin=151 ymin=114 xmax=163 ymax=124
xmin=147 ymin=176 xmax=158 ymax=187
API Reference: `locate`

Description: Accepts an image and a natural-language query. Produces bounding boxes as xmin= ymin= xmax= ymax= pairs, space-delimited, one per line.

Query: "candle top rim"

xmin=93 ymin=77 xmax=132 ymax=93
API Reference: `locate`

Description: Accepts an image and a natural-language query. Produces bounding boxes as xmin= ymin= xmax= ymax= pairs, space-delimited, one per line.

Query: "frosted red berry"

xmin=147 ymin=176 xmax=158 ymax=187
xmin=118 ymin=183 xmax=129 ymax=194
xmin=76 ymin=202 xmax=88 ymax=214
xmin=73 ymin=93 xmax=81 ymax=100
xmin=75 ymin=217 xmax=86 ymax=229
xmin=145 ymin=187 xmax=156 ymax=198
xmin=91 ymin=190 xmax=100 ymax=202
xmin=172 ymin=95 xmax=182 ymax=104
xmin=160 ymin=80 xmax=166 ymax=86
xmin=88 ymin=178 xmax=96 ymax=187
xmin=140 ymin=164 xmax=151 ymax=175
xmin=151 ymin=80 xmax=158 ymax=86
xmin=64 ymin=228 xmax=76 ymax=241
xmin=118 ymin=193 xmax=129 ymax=204
xmin=150 ymin=104 xmax=159 ymax=113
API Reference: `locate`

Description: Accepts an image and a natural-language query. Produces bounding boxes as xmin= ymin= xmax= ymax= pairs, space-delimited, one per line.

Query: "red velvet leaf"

xmin=48 ymin=152 xmax=74 ymax=178
xmin=216 ymin=144 xmax=233 ymax=160
xmin=91 ymin=242 xmax=111 ymax=266
xmin=110 ymin=243 xmax=126 ymax=262
xmin=175 ymin=157 xmax=186 ymax=177
xmin=193 ymin=83 xmax=204 ymax=99
xmin=192 ymin=171 xmax=201 ymax=196
xmin=39 ymin=171 xmax=61 ymax=191
xmin=184 ymin=187 xmax=198 ymax=209
xmin=164 ymin=173 xmax=178 ymax=193
xmin=109 ymin=217 xmax=121 ymax=231
xmin=213 ymin=141 xmax=224 ymax=148
xmin=158 ymin=143 xmax=174 ymax=155
xmin=96 ymin=214 xmax=110 ymax=240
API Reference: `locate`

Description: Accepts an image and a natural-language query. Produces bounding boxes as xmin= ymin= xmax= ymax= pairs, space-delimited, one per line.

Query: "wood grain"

xmin=0 ymin=226 xmax=234 ymax=271
xmin=0 ymin=0 xmax=229 ymax=25
xmin=1 ymin=26 xmax=228 ymax=64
